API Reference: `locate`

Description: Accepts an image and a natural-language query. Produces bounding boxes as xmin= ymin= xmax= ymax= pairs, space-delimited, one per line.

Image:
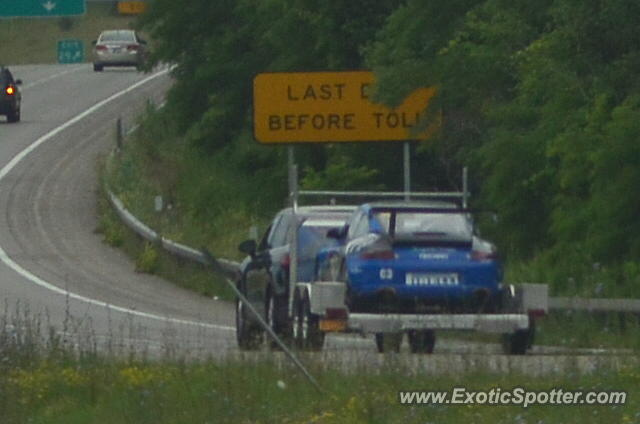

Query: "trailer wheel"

xmin=235 ymin=280 xmax=263 ymax=350
xmin=292 ymin=289 xmax=303 ymax=348
xmin=408 ymin=330 xmax=435 ymax=354
xmin=504 ymin=320 xmax=535 ymax=355
xmin=301 ymin=291 xmax=325 ymax=351
xmin=375 ymin=333 xmax=402 ymax=353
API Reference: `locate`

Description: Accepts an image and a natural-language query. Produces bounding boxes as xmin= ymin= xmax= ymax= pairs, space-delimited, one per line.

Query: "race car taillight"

xmin=360 ymin=249 xmax=395 ymax=260
xmin=471 ymin=250 xmax=498 ymax=261
xmin=5 ymin=86 xmax=14 ymax=95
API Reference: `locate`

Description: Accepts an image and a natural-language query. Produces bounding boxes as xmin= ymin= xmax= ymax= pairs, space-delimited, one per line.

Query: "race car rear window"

xmin=373 ymin=210 xmax=472 ymax=238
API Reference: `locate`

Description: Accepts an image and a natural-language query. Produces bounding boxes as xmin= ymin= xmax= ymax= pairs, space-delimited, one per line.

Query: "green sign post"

xmin=0 ymin=0 xmax=86 ymax=18
xmin=57 ymin=39 xmax=84 ymax=64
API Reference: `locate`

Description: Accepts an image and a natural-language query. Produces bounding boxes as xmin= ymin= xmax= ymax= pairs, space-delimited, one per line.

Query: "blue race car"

xmin=315 ymin=201 xmax=502 ymax=314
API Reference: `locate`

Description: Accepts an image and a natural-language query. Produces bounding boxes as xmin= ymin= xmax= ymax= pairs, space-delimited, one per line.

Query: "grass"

xmin=102 ymin=103 xmax=263 ymax=263
xmin=5 ymin=360 xmax=639 ymax=423
xmin=0 ymin=3 xmax=136 ymax=65
xmin=96 ymin=160 xmax=235 ymax=301
xmin=1 ymin=307 xmax=640 ymax=424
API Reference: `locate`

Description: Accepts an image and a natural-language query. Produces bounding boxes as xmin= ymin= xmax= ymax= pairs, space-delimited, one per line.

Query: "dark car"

xmin=235 ymin=205 xmax=354 ymax=350
xmin=0 ymin=66 xmax=22 ymax=123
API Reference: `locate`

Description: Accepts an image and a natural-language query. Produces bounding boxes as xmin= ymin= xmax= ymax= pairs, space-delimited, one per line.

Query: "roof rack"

xmin=289 ymin=166 xmax=469 ymax=211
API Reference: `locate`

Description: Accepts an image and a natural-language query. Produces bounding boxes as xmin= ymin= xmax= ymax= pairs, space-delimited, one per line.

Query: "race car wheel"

xmin=375 ymin=332 xmax=402 ymax=353
xmin=235 ymin=281 xmax=263 ymax=350
xmin=408 ymin=330 xmax=436 ymax=354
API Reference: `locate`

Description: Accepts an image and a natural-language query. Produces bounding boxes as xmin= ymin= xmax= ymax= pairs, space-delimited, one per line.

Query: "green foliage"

xmin=133 ymin=0 xmax=640 ymax=294
xmin=136 ymin=242 xmax=159 ymax=274
xmin=302 ymin=155 xmax=380 ymax=191
xmin=366 ymin=0 xmax=640 ymax=293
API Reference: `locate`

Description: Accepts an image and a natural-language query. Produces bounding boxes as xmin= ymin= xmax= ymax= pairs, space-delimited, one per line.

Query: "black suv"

xmin=0 ymin=66 xmax=22 ymax=123
xmin=235 ymin=205 xmax=354 ymax=350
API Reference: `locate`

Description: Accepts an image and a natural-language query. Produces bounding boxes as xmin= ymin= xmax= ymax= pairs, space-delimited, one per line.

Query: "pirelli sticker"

xmin=253 ymin=71 xmax=437 ymax=144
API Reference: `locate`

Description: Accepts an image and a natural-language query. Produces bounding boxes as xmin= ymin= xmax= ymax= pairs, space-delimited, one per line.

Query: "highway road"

xmin=0 ymin=64 xmax=635 ymax=375
xmin=0 ymin=64 xmax=235 ymax=357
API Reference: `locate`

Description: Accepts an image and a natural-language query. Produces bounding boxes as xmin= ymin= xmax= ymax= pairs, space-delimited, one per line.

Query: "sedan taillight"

xmin=127 ymin=44 xmax=139 ymax=51
xmin=5 ymin=86 xmax=15 ymax=95
xmin=95 ymin=45 xmax=108 ymax=51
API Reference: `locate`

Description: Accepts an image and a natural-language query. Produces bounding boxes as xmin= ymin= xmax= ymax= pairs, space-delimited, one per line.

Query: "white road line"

xmin=22 ymin=64 xmax=86 ymax=90
xmin=0 ymin=69 xmax=234 ymax=332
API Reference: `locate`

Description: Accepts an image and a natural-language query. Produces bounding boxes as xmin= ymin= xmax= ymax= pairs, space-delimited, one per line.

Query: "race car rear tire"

xmin=408 ymin=330 xmax=436 ymax=354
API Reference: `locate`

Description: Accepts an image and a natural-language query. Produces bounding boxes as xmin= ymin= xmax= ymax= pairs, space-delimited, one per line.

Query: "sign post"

xmin=403 ymin=142 xmax=411 ymax=200
xmin=0 ymin=0 xmax=86 ymax=18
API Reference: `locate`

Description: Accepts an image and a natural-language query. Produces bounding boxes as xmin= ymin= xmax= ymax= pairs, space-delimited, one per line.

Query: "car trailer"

xmin=285 ymin=169 xmax=548 ymax=354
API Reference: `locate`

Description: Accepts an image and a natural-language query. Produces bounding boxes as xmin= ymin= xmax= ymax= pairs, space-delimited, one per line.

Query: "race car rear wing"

xmin=286 ymin=166 xmax=470 ymax=315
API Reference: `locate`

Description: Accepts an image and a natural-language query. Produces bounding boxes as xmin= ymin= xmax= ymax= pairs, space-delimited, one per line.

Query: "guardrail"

xmin=549 ymin=297 xmax=640 ymax=313
xmin=107 ymin=191 xmax=240 ymax=280
xmin=107 ymin=191 xmax=640 ymax=314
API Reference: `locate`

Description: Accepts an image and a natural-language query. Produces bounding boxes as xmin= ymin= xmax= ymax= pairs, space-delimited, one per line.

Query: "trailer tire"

xmin=292 ymin=289 xmax=303 ymax=348
xmin=300 ymin=291 xmax=324 ymax=351
xmin=408 ymin=330 xmax=435 ymax=354
xmin=375 ymin=332 xmax=402 ymax=353
xmin=504 ymin=320 xmax=535 ymax=355
xmin=235 ymin=280 xmax=263 ymax=351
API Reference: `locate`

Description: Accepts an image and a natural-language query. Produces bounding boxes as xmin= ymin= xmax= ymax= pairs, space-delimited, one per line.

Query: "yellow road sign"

xmin=117 ymin=1 xmax=146 ymax=15
xmin=253 ymin=71 xmax=437 ymax=144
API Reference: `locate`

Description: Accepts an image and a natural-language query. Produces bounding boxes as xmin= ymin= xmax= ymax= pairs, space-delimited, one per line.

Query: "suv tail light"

xmin=280 ymin=253 xmax=290 ymax=270
xmin=5 ymin=86 xmax=15 ymax=95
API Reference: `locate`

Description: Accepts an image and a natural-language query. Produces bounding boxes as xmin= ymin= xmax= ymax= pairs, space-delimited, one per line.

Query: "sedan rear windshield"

xmin=372 ymin=210 xmax=472 ymax=239
xmin=100 ymin=32 xmax=136 ymax=42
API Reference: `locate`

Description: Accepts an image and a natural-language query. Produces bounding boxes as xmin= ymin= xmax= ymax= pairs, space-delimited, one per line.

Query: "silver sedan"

xmin=92 ymin=29 xmax=148 ymax=72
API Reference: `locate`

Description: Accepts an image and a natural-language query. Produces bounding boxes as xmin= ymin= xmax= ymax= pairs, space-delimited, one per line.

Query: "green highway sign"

xmin=57 ymin=39 xmax=84 ymax=64
xmin=0 ymin=0 xmax=86 ymax=18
